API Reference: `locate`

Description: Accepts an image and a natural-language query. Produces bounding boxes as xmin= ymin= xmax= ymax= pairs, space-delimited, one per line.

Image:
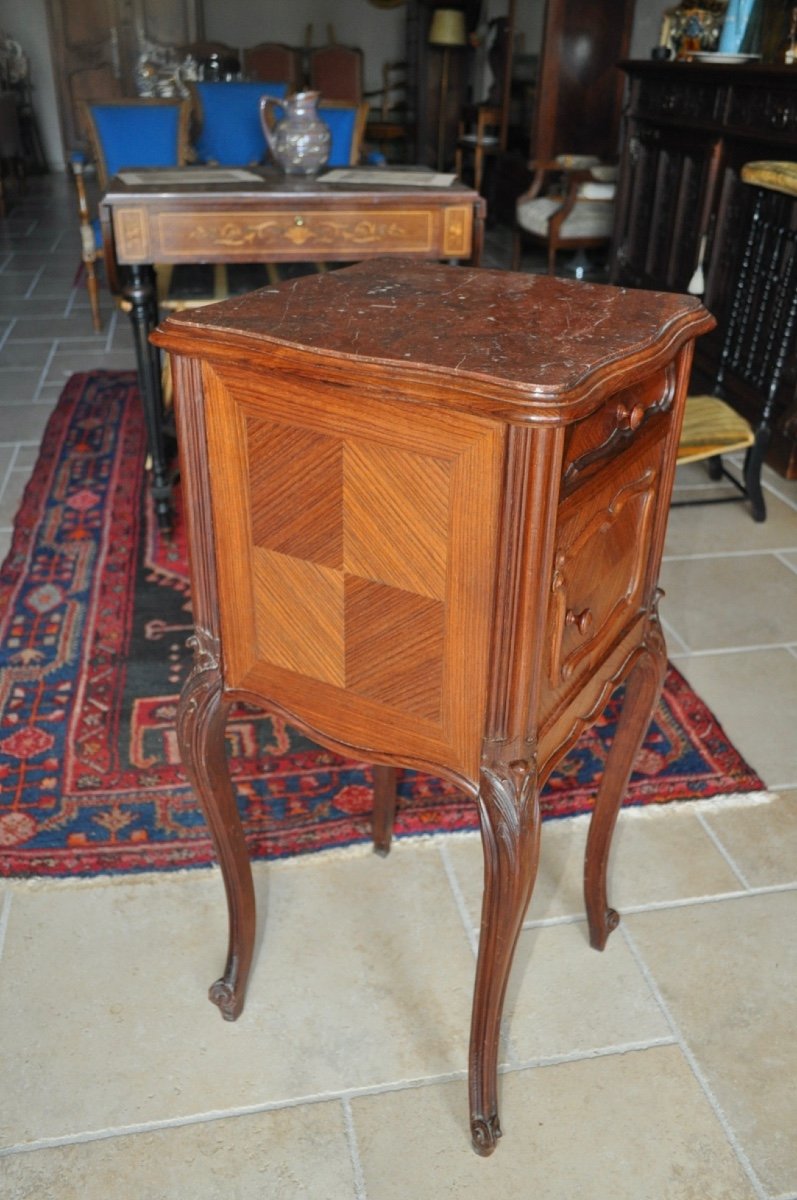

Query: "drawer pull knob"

xmin=566 ymin=607 xmax=593 ymax=635
xmin=616 ymin=402 xmax=645 ymax=431
xmin=294 ymin=216 xmax=305 ymax=227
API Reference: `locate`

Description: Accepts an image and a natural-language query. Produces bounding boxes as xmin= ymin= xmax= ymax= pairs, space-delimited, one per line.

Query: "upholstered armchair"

xmin=513 ymin=156 xmax=617 ymax=276
xmin=72 ymin=98 xmax=191 ymax=331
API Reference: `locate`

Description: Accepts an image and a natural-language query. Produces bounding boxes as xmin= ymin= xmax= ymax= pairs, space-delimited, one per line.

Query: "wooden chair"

xmin=365 ymin=61 xmax=413 ymax=162
xmin=72 ymin=98 xmax=191 ymax=331
xmin=513 ymin=156 xmax=617 ymax=277
xmin=243 ymin=43 xmax=302 ymax=90
xmin=318 ymin=100 xmax=369 ymax=167
xmin=673 ymin=160 xmax=797 ymax=523
xmin=308 ymin=44 xmax=363 ymax=104
xmin=455 ymin=106 xmax=502 ymax=194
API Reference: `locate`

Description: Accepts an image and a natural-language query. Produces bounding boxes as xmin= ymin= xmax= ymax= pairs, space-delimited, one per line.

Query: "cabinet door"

xmin=47 ymin=0 xmax=200 ymax=153
xmin=612 ymin=124 xmax=721 ymax=293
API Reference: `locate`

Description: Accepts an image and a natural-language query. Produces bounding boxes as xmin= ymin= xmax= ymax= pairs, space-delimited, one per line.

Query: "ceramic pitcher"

xmin=259 ymin=91 xmax=331 ymax=176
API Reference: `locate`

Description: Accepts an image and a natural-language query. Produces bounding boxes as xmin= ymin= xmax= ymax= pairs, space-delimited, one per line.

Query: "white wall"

xmin=0 ymin=0 xmax=64 ymax=168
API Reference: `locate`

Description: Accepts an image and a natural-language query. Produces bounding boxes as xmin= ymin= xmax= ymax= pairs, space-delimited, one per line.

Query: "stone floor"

xmin=1 ymin=174 xmax=796 ymax=1200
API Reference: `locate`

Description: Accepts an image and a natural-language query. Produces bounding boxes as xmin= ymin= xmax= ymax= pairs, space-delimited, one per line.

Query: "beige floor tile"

xmin=0 ymin=529 xmax=11 ymax=561
xmin=675 ymin=648 xmax=797 ymax=787
xmin=0 ymin=842 xmax=475 ymax=1144
xmin=0 ymin=369 xmax=42 ymax=403
xmin=659 ymin=553 xmax=797 ymax=650
xmin=0 ymin=404 xmax=54 ymax=444
xmin=0 ymin=469 xmax=31 ymax=526
xmin=627 ymin=890 xmax=797 ymax=1196
xmin=701 ymin=790 xmax=797 ymax=887
xmin=352 ymin=1045 xmax=756 ymax=1200
xmin=665 ymin=489 xmax=797 ymax=555
xmin=0 ymin=1102 xmax=355 ymax=1200
xmin=446 ymin=806 xmax=744 ymax=936
xmin=504 ymin=919 xmax=670 ymax=1061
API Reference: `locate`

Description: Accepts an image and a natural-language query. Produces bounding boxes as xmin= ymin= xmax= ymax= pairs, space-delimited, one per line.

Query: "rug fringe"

xmin=6 ymin=790 xmax=780 ymax=891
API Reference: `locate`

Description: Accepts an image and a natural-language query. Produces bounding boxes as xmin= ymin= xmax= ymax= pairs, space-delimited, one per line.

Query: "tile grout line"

xmin=437 ymin=841 xmax=479 ymax=957
xmin=669 ymin=641 xmax=797 ymax=658
xmin=659 ymin=613 xmax=691 ymax=656
xmin=32 ymin=340 xmax=59 ymax=402
xmin=340 ymin=1097 xmax=368 ymax=1200
xmin=775 ymin=550 xmax=797 ymax=578
xmin=620 ymin=923 xmax=769 ymax=1200
xmin=694 ymin=810 xmax=753 ymax=889
xmin=23 ymin=266 xmax=45 ymax=300
xmin=0 ymin=442 xmax=21 ymax=504
xmin=0 ymin=1072 xmax=472 ymax=1158
xmin=507 ymin=1034 xmax=678 ymax=1074
xmin=662 ymin=547 xmax=797 ymax=561
xmin=0 ymin=316 xmax=14 ymax=352
xmin=519 ymin=881 xmax=797 ymax=928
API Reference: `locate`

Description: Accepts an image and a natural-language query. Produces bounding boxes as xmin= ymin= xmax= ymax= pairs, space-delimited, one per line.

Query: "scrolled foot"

xmin=589 ymin=906 xmax=620 ymax=951
xmin=209 ymin=978 xmax=243 ymax=1022
xmin=471 ymin=1113 xmax=502 ymax=1156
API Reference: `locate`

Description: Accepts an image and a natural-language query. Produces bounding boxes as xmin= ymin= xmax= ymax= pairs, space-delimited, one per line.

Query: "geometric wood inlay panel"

xmin=253 ymin=547 xmax=345 ymax=686
xmin=344 ymin=577 xmax=445 ymax=721
xmin=247 ymin=418 xmax=344 ymax=568
xmin=343 ymin=442 xmax=451 ymax=599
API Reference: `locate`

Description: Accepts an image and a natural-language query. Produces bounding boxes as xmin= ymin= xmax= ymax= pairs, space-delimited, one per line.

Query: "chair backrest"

xmin=243 ymin=43 xmax=302 ymax=89
xmin=191 ymin=80 xmax=289 ymax=166
xmin=368 ymin=61 xmax=409 ymax=122
xmin=80 ymin=99 xmax=191 ymax=191
xmin=318 ymin=101 xmax=368 ymax=167
xmin=308 ymin=44 xmax=363 ymax=104
xmin=715 ymin=183 xmax=797 ymax=415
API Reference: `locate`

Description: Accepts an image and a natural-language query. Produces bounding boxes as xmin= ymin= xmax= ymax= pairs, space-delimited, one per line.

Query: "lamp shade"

xmin=428 ymin=8 xmax=467 ymax=46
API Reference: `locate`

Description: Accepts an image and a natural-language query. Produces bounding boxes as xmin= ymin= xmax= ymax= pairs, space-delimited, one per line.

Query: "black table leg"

xmin=124 ymin=263 xmax=174 ymax=530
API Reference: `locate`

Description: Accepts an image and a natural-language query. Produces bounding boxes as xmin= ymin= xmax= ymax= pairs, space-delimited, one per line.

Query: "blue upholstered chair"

xmin=317 ymin=101 xmax=369 ymax=167
xmin=191 ymin=80 xmax=290 ymax=166
xmin=72 ymin=99 xmax=191 ymax=331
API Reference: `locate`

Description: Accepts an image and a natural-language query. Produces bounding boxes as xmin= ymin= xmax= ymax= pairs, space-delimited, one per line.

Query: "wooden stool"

xmin=153 ymin=260 xmax=712 ymax=1154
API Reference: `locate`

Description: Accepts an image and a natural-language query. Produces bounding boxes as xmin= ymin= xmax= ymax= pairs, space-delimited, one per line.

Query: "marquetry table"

xmin=152 ymin=259 xmax=713 ymax=1155
xmin=100 ymin=166 xmax=484 ymax=527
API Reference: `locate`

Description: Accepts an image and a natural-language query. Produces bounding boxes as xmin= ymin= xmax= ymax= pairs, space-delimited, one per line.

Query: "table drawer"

xmin=112 ymin=204 xmax=474 ymax=263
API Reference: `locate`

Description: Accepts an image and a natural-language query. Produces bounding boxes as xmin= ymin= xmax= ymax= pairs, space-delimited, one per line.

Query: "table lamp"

xmin=428 ymin=7 xmax=467 ymax=171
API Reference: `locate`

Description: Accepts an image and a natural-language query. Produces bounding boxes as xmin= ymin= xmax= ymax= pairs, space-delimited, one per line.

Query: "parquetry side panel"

xmin=201 ymin=362 xmax=505 ymax=783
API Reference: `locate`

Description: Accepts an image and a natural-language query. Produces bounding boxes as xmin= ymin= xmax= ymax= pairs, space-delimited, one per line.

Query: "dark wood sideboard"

xmin=153 ymin=258 xmax=712 ymax=1153
xmin=610 ymin=61 xmax=797 ymax=478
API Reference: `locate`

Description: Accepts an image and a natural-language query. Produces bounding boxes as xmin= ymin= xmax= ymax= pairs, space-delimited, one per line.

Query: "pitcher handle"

xmin=259 ymin=95 xmax=285 ymax=159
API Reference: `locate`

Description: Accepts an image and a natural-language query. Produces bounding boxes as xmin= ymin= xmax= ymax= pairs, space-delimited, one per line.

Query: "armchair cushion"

xmin=517 ymin=196 xmax=614 ymax=240
xmin=193 ymin=80 xmax=289 ymax=166
xmin=318 ymin=102 xmax=368 ymax=167
xmin=88 ymin=103 xmax=186 ymax=181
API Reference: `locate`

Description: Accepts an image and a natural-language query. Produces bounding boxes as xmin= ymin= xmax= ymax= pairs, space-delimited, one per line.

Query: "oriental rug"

xmin=0 ymin=372 xmax=765 ymax=879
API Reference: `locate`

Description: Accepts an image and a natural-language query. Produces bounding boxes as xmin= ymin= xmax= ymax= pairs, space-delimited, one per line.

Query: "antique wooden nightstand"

xmin=152 ymin=260 xmax=712 ymax=1155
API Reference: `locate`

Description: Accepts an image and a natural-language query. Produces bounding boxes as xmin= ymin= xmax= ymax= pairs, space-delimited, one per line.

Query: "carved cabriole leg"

xmin=170 ymin=355 xmax=255 ymax=1022
xmin=371 ymin=764 xmax=398 ymax=856
xmin=469 ymin=755 xmax=542 ymax=1156
xmin=584 ymin=607 xmax=667 ymax=950
xmin=467 ymin=424 xmax=561 ymax=1154
xmin=176 ymin=629 xmax=255 ymax=1020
